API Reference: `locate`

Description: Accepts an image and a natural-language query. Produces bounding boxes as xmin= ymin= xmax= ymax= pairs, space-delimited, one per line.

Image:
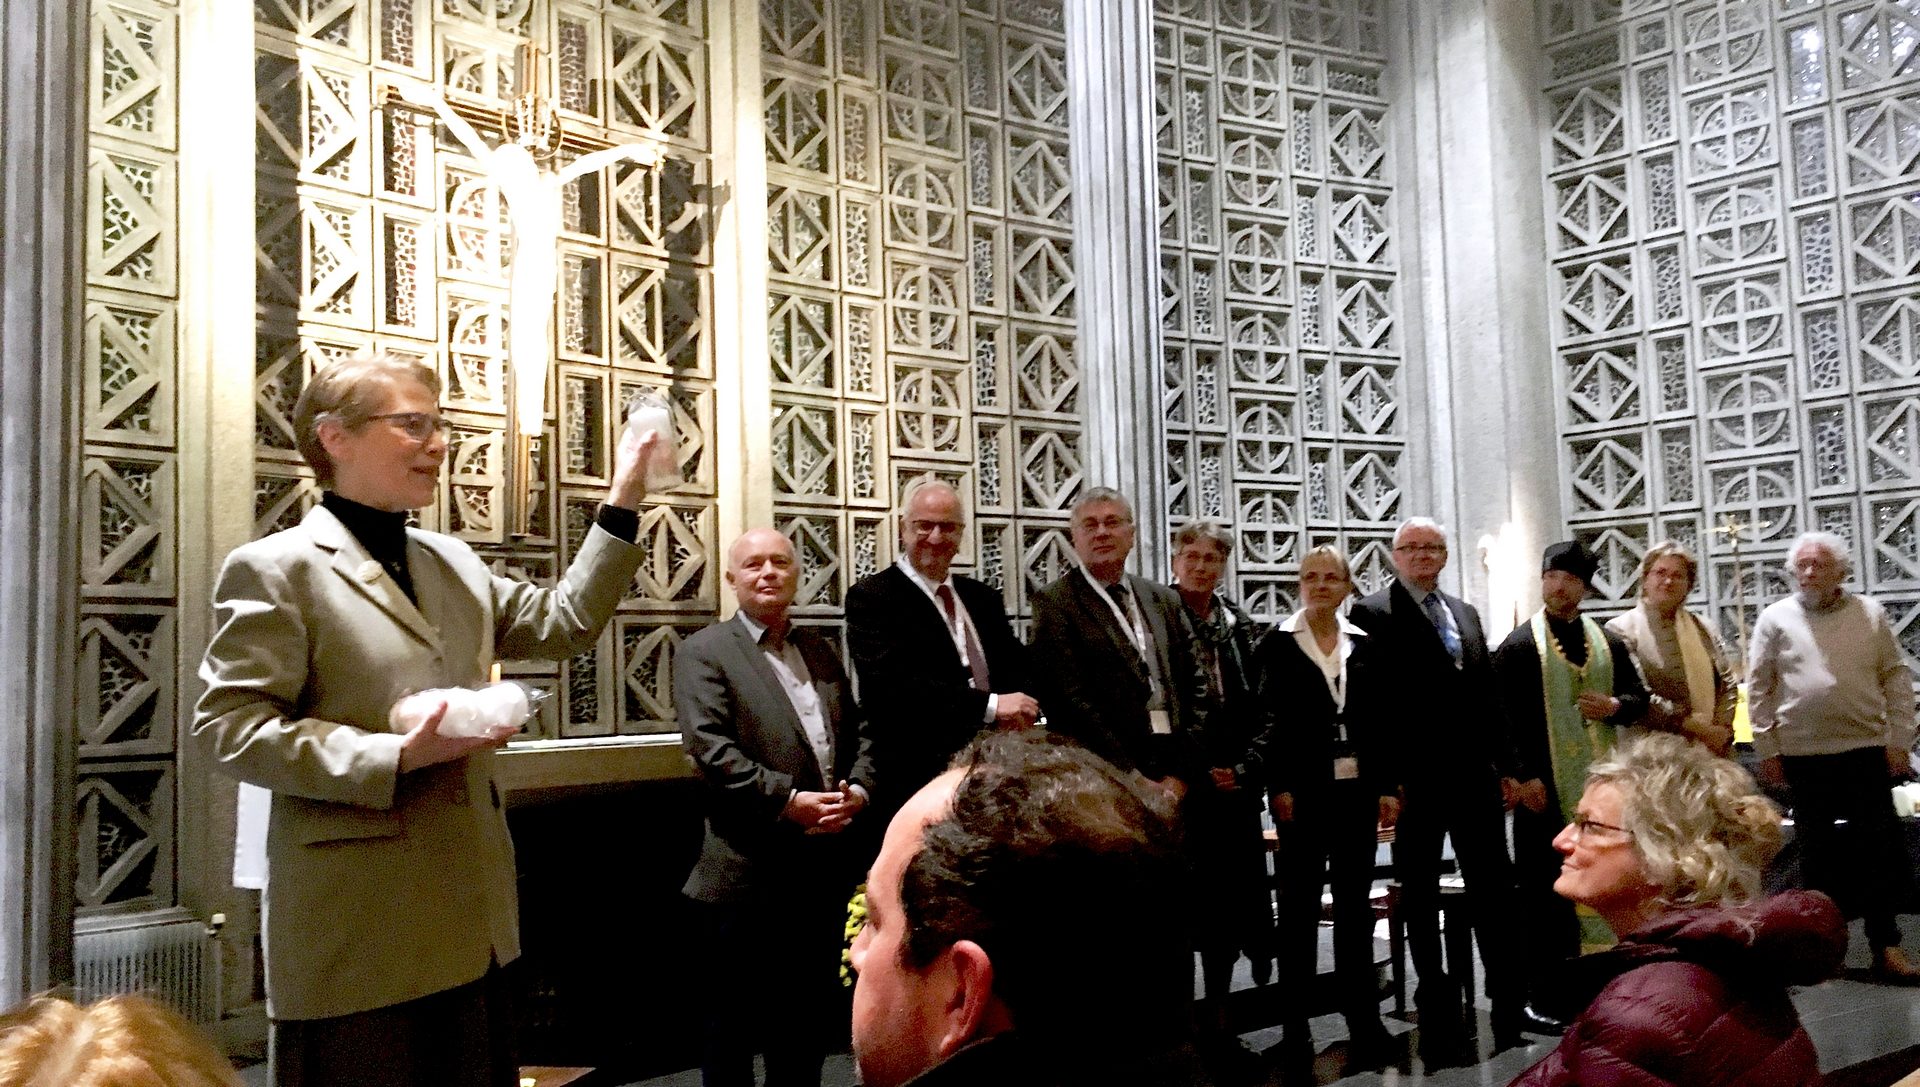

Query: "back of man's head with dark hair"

xmin=897 ymin=732 xmax=1190 ymax=1042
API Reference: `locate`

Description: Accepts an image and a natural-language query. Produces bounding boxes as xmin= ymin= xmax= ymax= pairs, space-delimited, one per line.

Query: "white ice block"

xmin=624 ymin=398 xmax=679 ymax=490
xmin=390 ymin=681 xmax=540 ymax=738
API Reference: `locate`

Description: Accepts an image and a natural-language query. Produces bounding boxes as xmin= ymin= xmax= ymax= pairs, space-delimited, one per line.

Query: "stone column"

xmin=0 ymin=0 xmax=87 ymax=1000
xmin=1391 ymin=0 xmax=1559 ymax=627
xmin=1064 ymin=0 xmax=1169 ymax=574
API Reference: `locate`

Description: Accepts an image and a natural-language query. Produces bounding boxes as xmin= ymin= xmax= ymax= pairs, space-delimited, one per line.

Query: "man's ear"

xmin=935 ymin=939 xmax=1001 ymax=1060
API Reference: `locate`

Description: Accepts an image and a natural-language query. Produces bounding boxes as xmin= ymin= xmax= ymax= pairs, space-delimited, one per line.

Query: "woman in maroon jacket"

xmin=1509 ymin=733 xmax=1845 ymax=1087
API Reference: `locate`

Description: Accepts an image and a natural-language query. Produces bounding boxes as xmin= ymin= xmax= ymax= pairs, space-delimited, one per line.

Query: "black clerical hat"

xmin=1541 ymin=540 xmax=1599 ymax=586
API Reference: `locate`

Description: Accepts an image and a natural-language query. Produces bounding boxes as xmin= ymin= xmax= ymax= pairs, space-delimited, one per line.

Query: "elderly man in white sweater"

xmin=1749 ymin=530 xmax=1920 ymax=984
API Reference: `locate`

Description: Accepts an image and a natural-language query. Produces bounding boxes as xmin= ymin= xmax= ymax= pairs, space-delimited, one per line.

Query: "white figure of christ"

xmin=394 ymin=82 xmax=663 ymax=433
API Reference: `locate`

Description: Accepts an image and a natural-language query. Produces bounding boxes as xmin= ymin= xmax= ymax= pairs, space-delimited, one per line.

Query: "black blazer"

xmin=1249 ymin=623 xmax=1399 ymax=804
xmin=1348 ymin=580 xmax=1514 ymax=780
xmin=846 ymin=565 xmax=1031 ymax=804
xmin=675 ymin=615 xmax=876 ymax=903
xmin=1027 ymin=571 xmax=1210 ymax=782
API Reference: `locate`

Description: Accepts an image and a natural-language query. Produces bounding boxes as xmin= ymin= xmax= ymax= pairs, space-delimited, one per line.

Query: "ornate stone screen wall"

xmin=79 ymin=0 xmax=182 ymax=914
xmin=760 ymin=0 xmax=1083 ymax=622
xmin=1540 ymin=0 xmax=1920 ymax=654
xmin=251 ymin=0 xmax=719 ymax=736
xmin=1153 ymin=0 xmax=1407 ymax=620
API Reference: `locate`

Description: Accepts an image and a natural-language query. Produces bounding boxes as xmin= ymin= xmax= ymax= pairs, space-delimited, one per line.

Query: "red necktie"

xmin=936 ymin=584 xmax=992 ymax=692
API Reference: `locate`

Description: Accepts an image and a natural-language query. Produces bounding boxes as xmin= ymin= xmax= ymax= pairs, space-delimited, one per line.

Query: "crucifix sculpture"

xmin=380 ymin=55 xmax=663 ymax=536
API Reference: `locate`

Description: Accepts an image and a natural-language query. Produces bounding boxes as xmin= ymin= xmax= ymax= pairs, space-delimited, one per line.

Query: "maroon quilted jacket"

xmin=1508 ymin=890 xmax=1845 ymax=1087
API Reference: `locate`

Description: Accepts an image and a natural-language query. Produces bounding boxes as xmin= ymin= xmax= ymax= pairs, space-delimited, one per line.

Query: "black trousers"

xmin=695 ymin=882 xmax=850 ymax=1087
xmin=1273 ymin=783 xmax=1388 ymax=1030
xmin=1512 ymin=803 xmax=1581 ymax=998
xmin=1784 ymin=746 xmax=1914 ymax=951
xmin=1187 ymin=788 xmax=1278 ymax=1000
xmin=1392 ymin=775 xmax=1523 ymax=1012
xmin=271 ymin=961 xmax=517 ymax=1087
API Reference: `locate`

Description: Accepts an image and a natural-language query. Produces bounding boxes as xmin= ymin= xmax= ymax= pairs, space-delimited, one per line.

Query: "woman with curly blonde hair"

xmin=1509 ymin=734 xmax=1846 ymax=1087
xmin=0 ymin=994 xmax=241 ymax=1087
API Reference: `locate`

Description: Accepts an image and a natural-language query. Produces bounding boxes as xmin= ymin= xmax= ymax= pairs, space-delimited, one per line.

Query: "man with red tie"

xmin=847 ymin=479 xmax=1040 ymax=815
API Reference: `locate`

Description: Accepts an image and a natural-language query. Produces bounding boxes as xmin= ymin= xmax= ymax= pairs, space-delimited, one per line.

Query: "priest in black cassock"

xmin=1492 ymin=540 xmax=1648 ymax=1010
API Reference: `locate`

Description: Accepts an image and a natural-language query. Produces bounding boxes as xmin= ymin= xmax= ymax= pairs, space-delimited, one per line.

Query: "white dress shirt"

xmin=896 ymin=555 xmax=998 ymax=723
xmin=737 ymin=611 xmax=833 ymax=784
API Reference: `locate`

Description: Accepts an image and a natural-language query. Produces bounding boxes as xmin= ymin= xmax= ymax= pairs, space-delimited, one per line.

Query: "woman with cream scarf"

xmin=1604 ymin=542 xmax=1737 ymax=756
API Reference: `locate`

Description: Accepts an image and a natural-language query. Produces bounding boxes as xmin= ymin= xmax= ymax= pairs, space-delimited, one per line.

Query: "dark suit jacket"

xmin=846 ymin=565 xmax=1032 ymax=805
xmin=1249 ymin=624 xmax=1400 ymax=806
xmin=675 ymin=614 xmax=876 ymax=904
xmin=1027 ymin=570 xmax=1210 ymax=782
xmin=1348 ymin=580 xmax=1514 ymax=782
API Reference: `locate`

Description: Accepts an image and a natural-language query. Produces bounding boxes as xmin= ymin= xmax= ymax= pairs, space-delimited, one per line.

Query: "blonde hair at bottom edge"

xmin=0 ymin=994 xmax=241 ymax=1087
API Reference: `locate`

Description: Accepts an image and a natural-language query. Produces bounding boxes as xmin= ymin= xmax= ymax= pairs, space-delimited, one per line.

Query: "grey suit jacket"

xmin=675 ymin=615 xmax=875 ymax=904
xmin=1027 ymin=571 xmax=1211 ymax=782
xmin=192 ymin=504 xmax=642 ymax=1020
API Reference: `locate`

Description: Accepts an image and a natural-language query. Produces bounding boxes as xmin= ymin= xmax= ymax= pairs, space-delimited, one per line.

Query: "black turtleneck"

xmin=321 ymin=492 xmax=643 ymax=605
xmin=323 ymin=492 xmax=416 ymax=602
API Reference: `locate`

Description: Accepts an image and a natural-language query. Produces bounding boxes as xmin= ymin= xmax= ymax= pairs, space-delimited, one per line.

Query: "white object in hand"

xmin=390 ymin=682 xmax=537 ymax=739
xmin=623 ymin=394 xmax=679 ymax=490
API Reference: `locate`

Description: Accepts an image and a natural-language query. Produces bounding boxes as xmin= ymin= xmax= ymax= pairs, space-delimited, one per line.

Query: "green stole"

xmin=1530 ymin=610 xmax=1620 ymax=951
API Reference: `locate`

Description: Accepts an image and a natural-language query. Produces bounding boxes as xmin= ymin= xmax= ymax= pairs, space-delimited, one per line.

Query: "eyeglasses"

xmin=1394 ymin=543 xmax=1447 ymax=554
xmin=907 ymin=519 xmax=964 ymax=537
xmin=1075 ymin=516 xmax=1133 ymax=532
xmin=1567 ymin=816 xmax=1633 ymax=844
xmin=364 ymin=411 xmax=451 ymax=442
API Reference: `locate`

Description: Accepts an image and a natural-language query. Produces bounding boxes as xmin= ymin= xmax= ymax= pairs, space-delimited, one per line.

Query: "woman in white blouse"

xmin=1250 ymin=545 xmax=1403 ymax=1071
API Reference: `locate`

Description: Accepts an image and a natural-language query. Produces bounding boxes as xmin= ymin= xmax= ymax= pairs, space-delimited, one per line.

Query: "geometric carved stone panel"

xmin=763 ymin=0 xmax=1082 ymax=621
xmin=1541 ymin=0 xmax=1920 ymax=663
xmin=82 ymin=0 xmax=183 ymax=919
xmin=1156 ymin=0 xmax=1407 ymax=620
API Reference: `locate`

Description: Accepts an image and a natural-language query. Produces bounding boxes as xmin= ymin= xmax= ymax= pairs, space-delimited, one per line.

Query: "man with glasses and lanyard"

xmin=847 ymin=478 xmax=1041 ymax=817
xmin=1027 ymin=487 xmax=1211 ymax=799
xmin=1349 ymin=517 xmax=1538 ymax=1060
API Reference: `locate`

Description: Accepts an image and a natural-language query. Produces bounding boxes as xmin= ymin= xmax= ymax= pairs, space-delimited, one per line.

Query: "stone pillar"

xmin=0 ymin=0 xmax=86 ymax=1000
xmin=1064 ymin=0 xmax=1169 ymax=575
xmin=1391 ymin=0 xmax=1559 ymax=629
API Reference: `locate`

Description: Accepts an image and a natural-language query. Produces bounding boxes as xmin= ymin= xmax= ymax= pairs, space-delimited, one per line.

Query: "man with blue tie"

xmin=1349 ymin=517 xmax=1534 ymax=1059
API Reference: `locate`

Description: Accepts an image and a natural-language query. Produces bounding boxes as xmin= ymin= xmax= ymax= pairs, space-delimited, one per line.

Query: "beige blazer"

xmin=192 ymin=504 xmax=642 ymax=1021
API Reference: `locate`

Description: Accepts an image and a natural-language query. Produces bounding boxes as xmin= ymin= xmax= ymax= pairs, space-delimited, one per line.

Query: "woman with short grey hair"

xmin=1508 ymin=734 xmax=1844 ymax=1087
xmin=194 ymin=351 xmax=664 ymax=1087
xmin=1167 ymin=520 xmax=1276 ymax=1078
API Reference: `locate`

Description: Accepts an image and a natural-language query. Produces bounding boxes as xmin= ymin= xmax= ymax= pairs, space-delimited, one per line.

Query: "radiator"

xmin=73 ymin=909 xmax=223 ymax=1023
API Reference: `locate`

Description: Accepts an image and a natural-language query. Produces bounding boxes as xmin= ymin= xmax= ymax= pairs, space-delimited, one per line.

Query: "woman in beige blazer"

xmin=193 ymin=353 xmax=658 ymax=1087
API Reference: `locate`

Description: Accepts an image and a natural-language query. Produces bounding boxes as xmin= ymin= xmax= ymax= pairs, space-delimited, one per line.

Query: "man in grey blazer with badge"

xmin=676 ymin=527 xmax=877 ymax=1087
xmin=1027 ymin=487 xmax=1211 ymax=792
xmin=193 ymin=353 xmax=658 ymax=1087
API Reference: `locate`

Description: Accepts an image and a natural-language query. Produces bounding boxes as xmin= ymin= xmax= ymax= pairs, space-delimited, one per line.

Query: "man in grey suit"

xmin=1027 ymin=487 xmax=1209 ymax=791
xmin=676 ymin=527 xmax=877 ymax=1087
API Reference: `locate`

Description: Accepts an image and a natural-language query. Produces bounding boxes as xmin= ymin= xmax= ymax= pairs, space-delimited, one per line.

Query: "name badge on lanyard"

xmin=1333 ymin=756 xmax=1359 ymax=780
xmin=1149 ymin=709 xmax=1172 ymax=735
